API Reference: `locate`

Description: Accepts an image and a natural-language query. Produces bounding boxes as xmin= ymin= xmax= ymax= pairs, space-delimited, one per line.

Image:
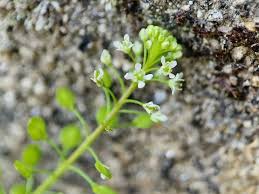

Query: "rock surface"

xmin=0 ymin=0 xmax=258 ymax=194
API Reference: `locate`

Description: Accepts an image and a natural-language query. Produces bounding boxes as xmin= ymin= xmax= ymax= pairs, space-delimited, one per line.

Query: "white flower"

xmin=158 ymin=56 xmax=177 ymax=78
xmin=91 ymin=68 xmax=104 ymax=87
xmin=150 ymin=111 xmax=168 ymax=123
xmin=168 ymin=73 xmax=184 ymax=94
xmin=143 ymin=101 xmax=160 ymax=114
xmin=100 ymin=49 xmax=112 ymax=65
xmin=124 ymin=63 xmax=153 ymax=88
xmin=113 ymin=34 xmax=134 ymax=54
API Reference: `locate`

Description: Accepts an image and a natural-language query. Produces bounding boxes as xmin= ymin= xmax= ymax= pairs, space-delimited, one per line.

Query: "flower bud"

xmin=132 ymin=41 xmax=143 ymax=56
xmin=56 ymin=87 xmax=76 ymax=110
xmin=161 ymin=41 xmax=170 ymax=49
xmin=27 ymin=116 xmax=47 ymax=141
xmin=139 ymin=29 xmax=148 ymax=41
xmin=145 ymin=40 xmax=152 ymax=49
xmin=59 ymin=125 xmax=82 ymax=150
xmin=100 ymin=49 xmax=112 ymax=66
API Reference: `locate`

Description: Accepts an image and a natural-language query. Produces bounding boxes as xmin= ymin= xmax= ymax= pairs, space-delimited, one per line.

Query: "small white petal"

xmin=135 ymin=63 xmax=142 ymax=71
xmin=170 ymin=61 xmax=177 ymax=68
xmin=169 ymin=73 xmax=175 ymax=79
xmin=144 ymin=74 xmax=153 ymax=80
xmin=161 ymin=56 xmax=166 ymax=65
xmin=138 ymin=81 xmax=145 ymax=88
xmin=113 ymin=41 xmax=121 ymax=49
xmin=124 ymin=34 xmax=130 ymax=41
xmin=124 ymin=73 xmax=134 ymax=80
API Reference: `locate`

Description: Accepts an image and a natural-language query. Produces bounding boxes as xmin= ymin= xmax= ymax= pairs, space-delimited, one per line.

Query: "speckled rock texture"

xmin=0 ymin=0 xmax=258 ymax=194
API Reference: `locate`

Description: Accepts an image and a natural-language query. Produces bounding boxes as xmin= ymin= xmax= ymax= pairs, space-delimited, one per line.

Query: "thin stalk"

xmin=125 ymin=99 xmax=143 ymax=106
xmin=46 ymin=139 xmax=64 ymax=159
xmin=72 ymin=109 xmax=91 ymax=135
xmin=87 ymin=148 xmax=99 ymax=162
xmin=128 ymin=52 xmax=136 ymax=64
xmin=151 ymin=78 xmax=168 ymax=84
xmin=110 ymin=66 xmax=126 ymax=92
xmin=103 ymin=88 xmax=111 ymax=112
xmin=119 ymin=109 xmax=143 ymax=115
xmin=32 ymin=83 xmax=137 ymax=194
xmin=105 ymin=88 xmax=117 ymax=103
xmin=69 ymin=166 xmax=94 ymax=187
xmin=26 ymin=177 xmax=33 ymax=194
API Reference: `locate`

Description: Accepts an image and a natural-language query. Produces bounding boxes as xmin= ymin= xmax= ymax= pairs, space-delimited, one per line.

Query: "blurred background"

xmin=0 ymin=0 xmax=258 ymax=194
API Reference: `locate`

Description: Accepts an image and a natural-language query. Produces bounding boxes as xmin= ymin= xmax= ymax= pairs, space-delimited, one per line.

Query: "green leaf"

xmin=56 ymin=87 xmax=76 ymax=110
xmin=59 ymin=125 xmax=82 ymax=150
xmin=14 ymin=161 xmax=33 ymax=179
xmin=96 ymin=106 xmax=118 ymax=130
xmin=132 ymin=113 xmax=154 ymax=129
xmin=9 ymin=183 xmax=26 ymax=194
xmin=27 ymin=116 xmax=47 ymax=141
xmin=92 ymin=184 xmax=118 ymax=194
xmin=94 ymin=161 xmax=112 ymax=180
xmin=22 ymin=144 xmax=41 ymax=166
xmin=103 ymin=70 xmax=112 ymax=88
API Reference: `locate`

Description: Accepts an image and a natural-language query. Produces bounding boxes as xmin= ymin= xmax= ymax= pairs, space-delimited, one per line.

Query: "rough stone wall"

xmin=0 ymin=0 xmax=258 ymax=194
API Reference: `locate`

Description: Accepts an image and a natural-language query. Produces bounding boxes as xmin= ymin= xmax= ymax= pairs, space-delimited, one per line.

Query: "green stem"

xmin=125 ymin=99 xmax=143 ymax=106
xmin=32 ymin=83 xmax=137 ymax=194
xmin=69 ymin=166 xmax=94 ymax=187
xmin=46 ymin=139 xmax=64 ymax=159
xmin=103 ymin=88 xmax=111 ymax=112
xmin=128 ymin=52 xmax=136 ymax=63
xmin=87 ymin=148 xmax=99 ymax=162
xmin=110 ymin=66 xmax=126 ymax=93
xmin=105 ymin=88 xmax=118 ymax=103
xmin=119 ymin=109 xmax=143 ymax=115
xmin=72 ymin=109 xmax=91 ymax=135
xmin=26 ymin=176 xmax=33 ymax=194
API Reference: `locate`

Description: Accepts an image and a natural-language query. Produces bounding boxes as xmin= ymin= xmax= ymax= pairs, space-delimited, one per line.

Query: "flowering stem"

xmin=32 ymin=83 xmax=137 ymax=194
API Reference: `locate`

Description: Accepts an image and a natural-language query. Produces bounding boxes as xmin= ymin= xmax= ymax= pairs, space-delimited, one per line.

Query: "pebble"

xmin=154 ymin=89 xmax=167 ymax=104
xmin=251 ymin=76 xmax=259 ymax=87
xmin=231 ymin=46 xmax=248 ymax=61
xmin=207 ymin=10 xmax=223 ymax=22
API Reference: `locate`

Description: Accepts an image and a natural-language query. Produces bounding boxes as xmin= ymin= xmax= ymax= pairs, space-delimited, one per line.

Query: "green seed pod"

xmin=92 ymin=184 xmax=117 ymax=194
xmin=22 ymin=144 xmax=41 ymax=166
xmin=14 ymin=160 xmax=33 ymax=178
xmin=59 ymin=125 xmax=82 ymax=150
xmin=10 ymin=183 xmax=26 ymax=194
xmin=95 ymin=161 xmax=112 ymax=180
xmin=56 ymin=87 xmax=76 ymax=110
xmin=27 ymin=116 xmax=47 ymax=141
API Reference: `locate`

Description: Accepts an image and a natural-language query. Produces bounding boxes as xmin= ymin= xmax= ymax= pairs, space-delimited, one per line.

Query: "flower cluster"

xmin=91 ymin=25 xmax=184 ymax=123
